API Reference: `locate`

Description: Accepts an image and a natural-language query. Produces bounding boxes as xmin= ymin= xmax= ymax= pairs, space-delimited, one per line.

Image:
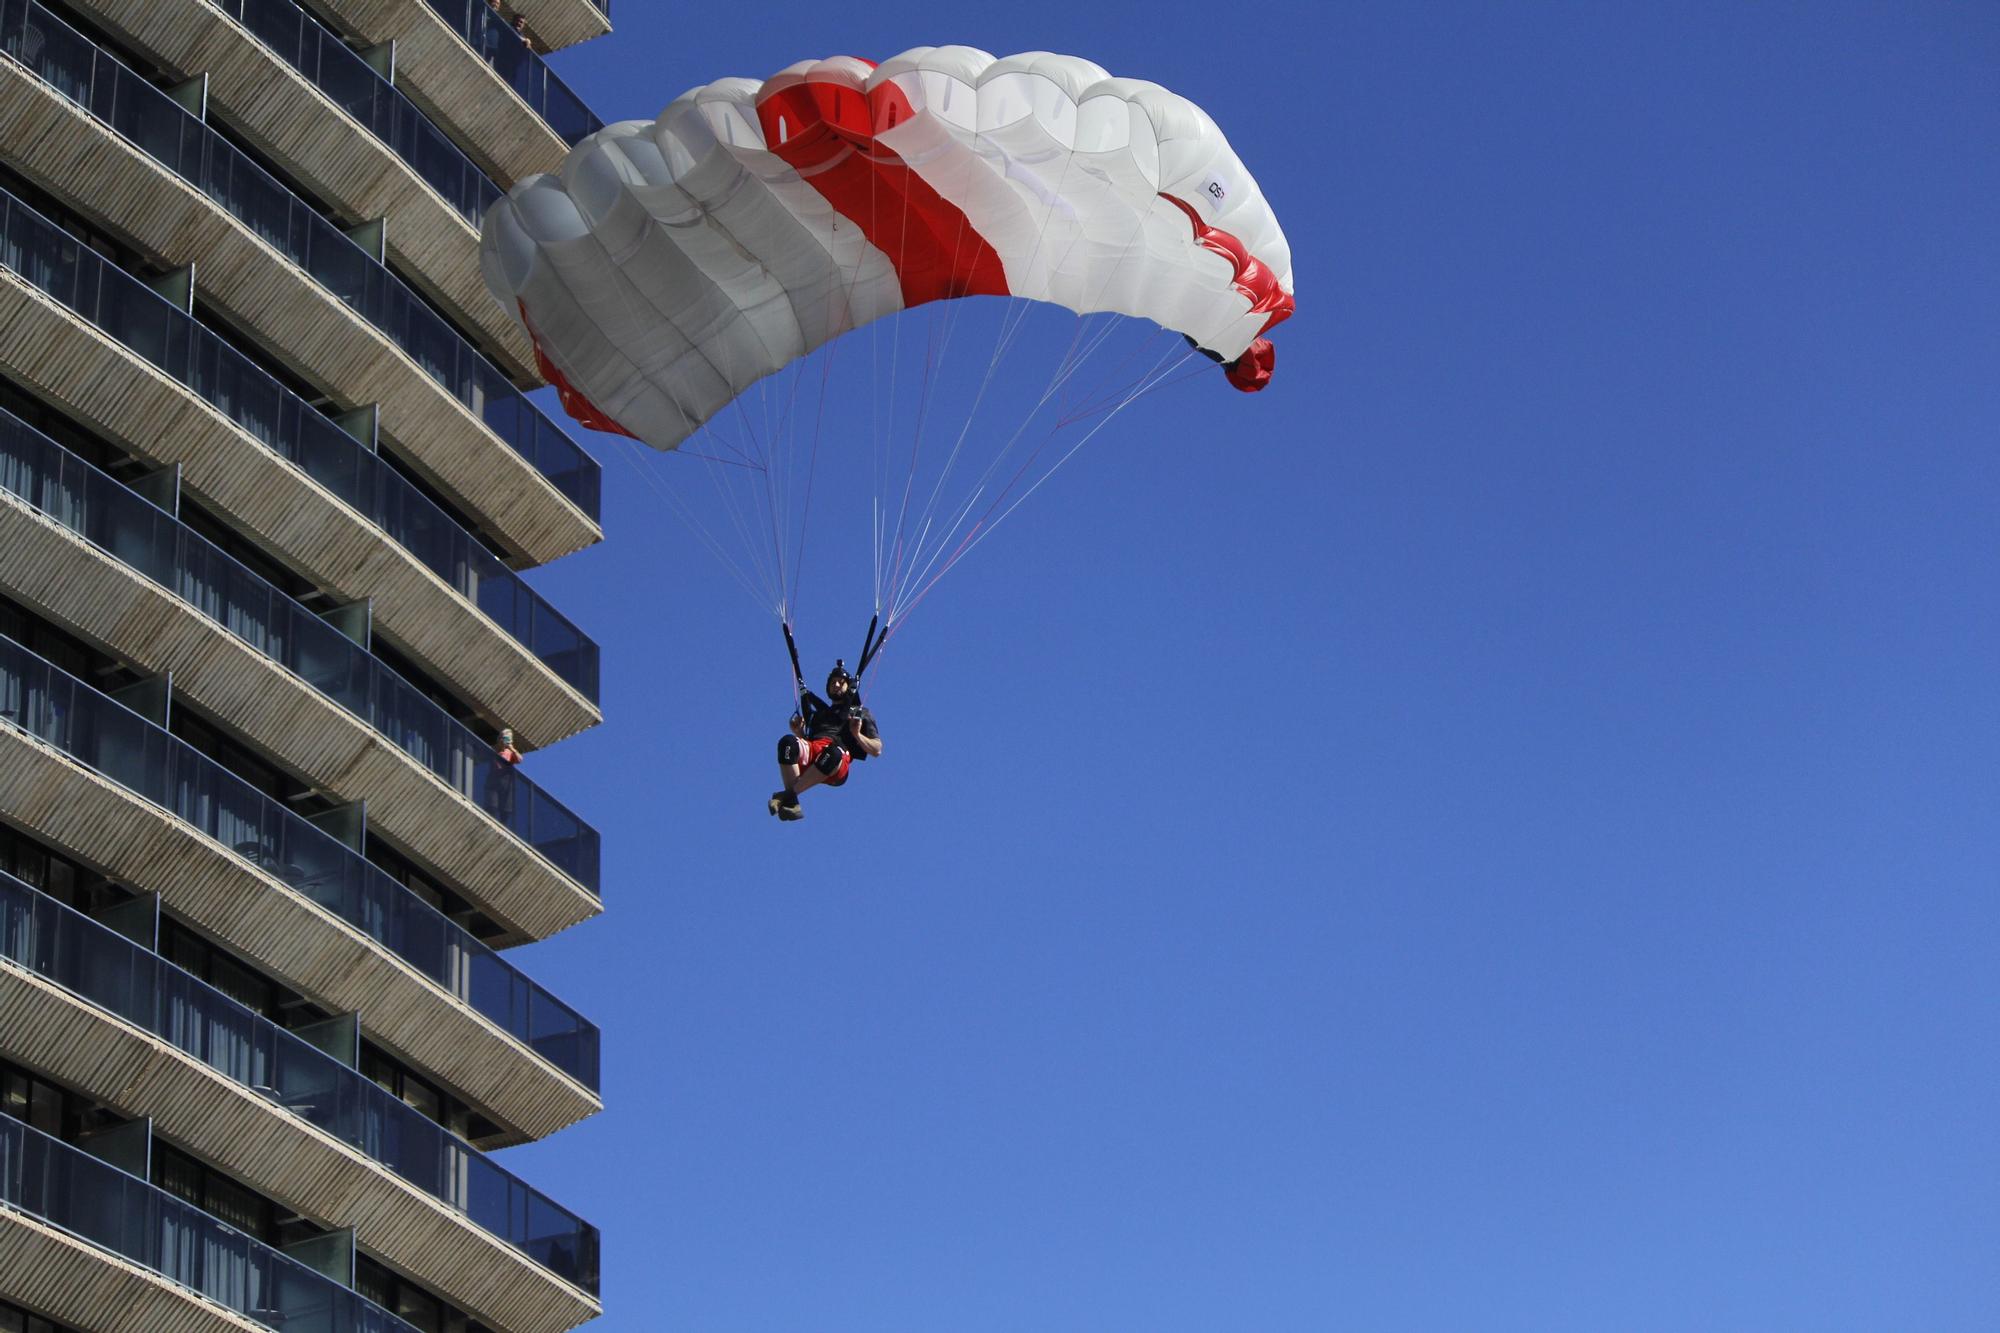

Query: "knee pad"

xmin=777 ymin=735 xmax=802 ymax=764
xmin=813 ymin=743 xmax=845 ymax=776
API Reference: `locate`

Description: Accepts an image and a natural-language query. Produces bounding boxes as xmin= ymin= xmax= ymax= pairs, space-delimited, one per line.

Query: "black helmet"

xmin=826 ymin=659 xmax=857 ymax=693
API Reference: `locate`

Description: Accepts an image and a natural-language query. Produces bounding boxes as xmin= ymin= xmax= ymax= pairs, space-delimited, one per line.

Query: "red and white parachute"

xmin=480 ymin=47 xmax=1295 ymax=451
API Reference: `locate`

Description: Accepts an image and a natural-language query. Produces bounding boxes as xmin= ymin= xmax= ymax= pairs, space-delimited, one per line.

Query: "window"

xmin=0 ymin=827 xmax=109 ymax=915
xmin=359 ymin=1045 xmax=445 ymax=1123
xmin=152 ymin=1143 xmax=277 ymax=1244
xmin=160 ymin=919 xmax=292 ymax=1024
xmin=356 ymin=1255 xmax=450 ymax=1333
xmin=0 ymin=1064 xmax=67 ymax=1138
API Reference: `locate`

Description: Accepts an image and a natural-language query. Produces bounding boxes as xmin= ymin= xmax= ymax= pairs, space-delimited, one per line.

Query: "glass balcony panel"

xmin=5 ymin=1 xmax=92 ymax=104
xmin=460 ymin=1155 xmax=513 ymax=1244
xmin=4 ymin=0 xmax=603 ymax=516
xmin=104 ymin=501 xmax=179 ymax=593
xmin=59 ymin=423 xmax=596 ymax=876
xmin=0 ymin=872 xmax=603 ymax=1292
xmin=233 ymin=0 xmax=304 ymax=68
xmin=464 ymin=950 xmax=517 ymax=1029
xmin=402 ymin=305 xmax=459 ymax=388
xmin=526 ymin=1190 xmax=598 ymax=1291
xmin=0 ymin=173 xmax=602 ymax=702
xmin=419 ymin=0 xmax=603 ymax=146
xmin=208 ymin=0 xmax=502 ymax=226
xmin=0 ymin=1114 xmax=424 ymax=1330
xmin=0 ymin=635 xmax=601 ymax=1091
xmin=160 ymin=966 xmax=273 ymax=1089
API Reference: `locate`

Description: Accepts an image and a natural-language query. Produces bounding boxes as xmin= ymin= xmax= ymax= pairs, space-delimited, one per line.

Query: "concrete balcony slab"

xmin=320 ymin=0 xmax=574 ymax=187
xmin=0 ymin=280 xmax=599 ymax=750
xmin=0 ymin=964 xmax=601 ymax=1333
xmin=0 ymin=58 xmax=595 ymax=570
xmin=0 ymin=707 xmax=601 ymax=1142
xmin=0 ymin=1211 xmax=266 ymax=1333
xmin=68 ymin=0 xmax=545 ymax=388
xmin=0 ymin=493 xmax=599 ymax=942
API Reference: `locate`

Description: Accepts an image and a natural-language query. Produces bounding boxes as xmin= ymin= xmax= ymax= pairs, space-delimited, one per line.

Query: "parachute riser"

xmin=856 ymin=613 xmax=883 ymax=683
xmin=782 ymin=621 xmax=806 ymax=716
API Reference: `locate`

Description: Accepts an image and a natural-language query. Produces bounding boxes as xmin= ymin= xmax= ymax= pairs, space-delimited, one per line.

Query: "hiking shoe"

xmin=777 ymin=801 xmax=805 ymax=822
xmin=767 ymin=791 xmax=787 ymax=817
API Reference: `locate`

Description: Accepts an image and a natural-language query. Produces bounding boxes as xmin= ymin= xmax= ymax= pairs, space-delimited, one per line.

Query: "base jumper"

xmin=770 ymin=660 xmax=881 ymax=821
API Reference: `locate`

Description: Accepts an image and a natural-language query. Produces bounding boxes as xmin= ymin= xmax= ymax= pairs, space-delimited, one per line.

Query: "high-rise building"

xmin=0 ymin=1 xmax=610 ymax=1330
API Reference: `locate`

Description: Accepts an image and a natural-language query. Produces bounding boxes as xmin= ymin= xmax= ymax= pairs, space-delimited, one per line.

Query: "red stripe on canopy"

xmin=756 ymin=72 xmax=1013 ymax=308
xmin=519 ymin=301 xmax=638 ymax=438
xmin=1159 ymin=194 xmax=1294 ymax=392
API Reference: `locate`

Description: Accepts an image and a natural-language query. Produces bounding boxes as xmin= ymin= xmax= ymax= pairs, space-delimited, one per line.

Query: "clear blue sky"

xmin=499 ymin=3 xmax=1998 ymax=1328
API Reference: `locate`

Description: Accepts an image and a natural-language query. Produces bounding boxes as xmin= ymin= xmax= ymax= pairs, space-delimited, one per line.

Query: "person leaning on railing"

xmin=485 ymin=726 xmax=522 ymax=824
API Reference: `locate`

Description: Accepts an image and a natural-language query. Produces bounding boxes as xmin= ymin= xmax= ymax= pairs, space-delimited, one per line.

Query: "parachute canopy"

xmin=480 ymin=47 xmax=1296 ymax=451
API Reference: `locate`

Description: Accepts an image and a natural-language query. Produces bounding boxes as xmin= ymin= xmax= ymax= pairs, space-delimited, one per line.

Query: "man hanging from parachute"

xmin=769 ymin=626 xmax=881 ymax=821
xmin=479 ymin=48 xmax=1294 ymax=819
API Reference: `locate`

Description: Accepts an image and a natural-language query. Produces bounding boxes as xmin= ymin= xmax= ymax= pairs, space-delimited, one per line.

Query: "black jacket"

xmin=797 ymin=691 xmax=879 ymax=758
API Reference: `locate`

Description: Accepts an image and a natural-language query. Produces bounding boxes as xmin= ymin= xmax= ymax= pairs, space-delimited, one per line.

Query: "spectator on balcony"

xmin=485 ymin=727 xmax=522 ymax=825
xmin=478 ymin=0 xmax=508 ymax=64
xmin=512 ymin=13 xmax=542 ymax=54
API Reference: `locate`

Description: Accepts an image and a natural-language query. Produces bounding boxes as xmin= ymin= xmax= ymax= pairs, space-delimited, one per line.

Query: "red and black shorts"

xmin=805 ymin=736 xmax=852 ymax=785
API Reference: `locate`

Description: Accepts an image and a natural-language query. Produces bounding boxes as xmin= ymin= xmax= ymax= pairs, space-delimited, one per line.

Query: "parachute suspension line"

xmin=876 ymin=307 xmax=1001 ymax=622
xmin=558 ymin=206 xmax=781 ymax=617
xmin=619 ymin=93 xmax=1224 ymax=675
xmin=871 ymin=109 xmax=1004 ymax=626
xmin=735 ymin=364 xmax=784 ymax=611
xmin=775 ymin=352 xmax=815 ymax=621
xmin=603 ymin=435 xmax=775 ymax=610
xmin=865 ymin=150 xmax=888 ymax=623
xmin=871 ymin=107 xmax=1079 ymax=641
xmin=687 ymin=168 xmax=874 ymax=639
xmin=880 ymin=313 xmax=1127 ymax=627
xmin=785 ymin=336 xmax=837 ymax=617
xmin=874 ymin=148 xmax=918 ymax=611
xmin=880 ymin=313 xmax=1068 ymax=618
xmin=600 ymin=185 xmax=817 ymax=625
xmin=881 ymin=309 xmax=958 ymax=617
xmin=686 ymin=427 xmax=780 ymax=614
xmin=889 ymin=289 xmax=1057 ymax=603
xmin=874 ymin=136 xmax=1110 ymax=628
xmin=880 ymin=192 xmax=1192 ymax=637
xmin=887 ymin=306 xmax=1129 ymax=607
xmin=888 ymin=337 xmax=1199 ymax=633
xmin=747 ymin=298 xmax=814 ymax=622
xmin=724 ymin=355 xmax=792 ymax=620
xmin=724 ymin=431 xmax=786 ymax=616
xmin=1056 ymin=346 xmax=1215 ymax=430
xmin=651 ymin=274 xmax=802 ymax=626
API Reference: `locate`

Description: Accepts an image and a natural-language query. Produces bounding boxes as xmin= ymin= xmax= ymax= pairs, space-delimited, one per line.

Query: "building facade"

xmin=0 ymin=1 xmax=611 ymax=1329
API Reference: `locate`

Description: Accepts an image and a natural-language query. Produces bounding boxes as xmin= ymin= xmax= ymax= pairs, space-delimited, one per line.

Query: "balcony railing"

xmin=0 ymin=404 xmax=601 ymax=893
xmin=421 ymin=0 xmax=603 ymax=146
xmin=0 ymin=1113 xmax=419 ymax=1333
xmin=0 ymin=633 xmax=602 ymax=1092
xmin=0 ymin=180 xmax=601 ymax=703
xmin=0 ymin=0 xmax=603 ymax=521
xmin=0 ymin=870 xmax=601 ymax=1293
xmin=212 ymin=0 xmax=501 ymax=227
